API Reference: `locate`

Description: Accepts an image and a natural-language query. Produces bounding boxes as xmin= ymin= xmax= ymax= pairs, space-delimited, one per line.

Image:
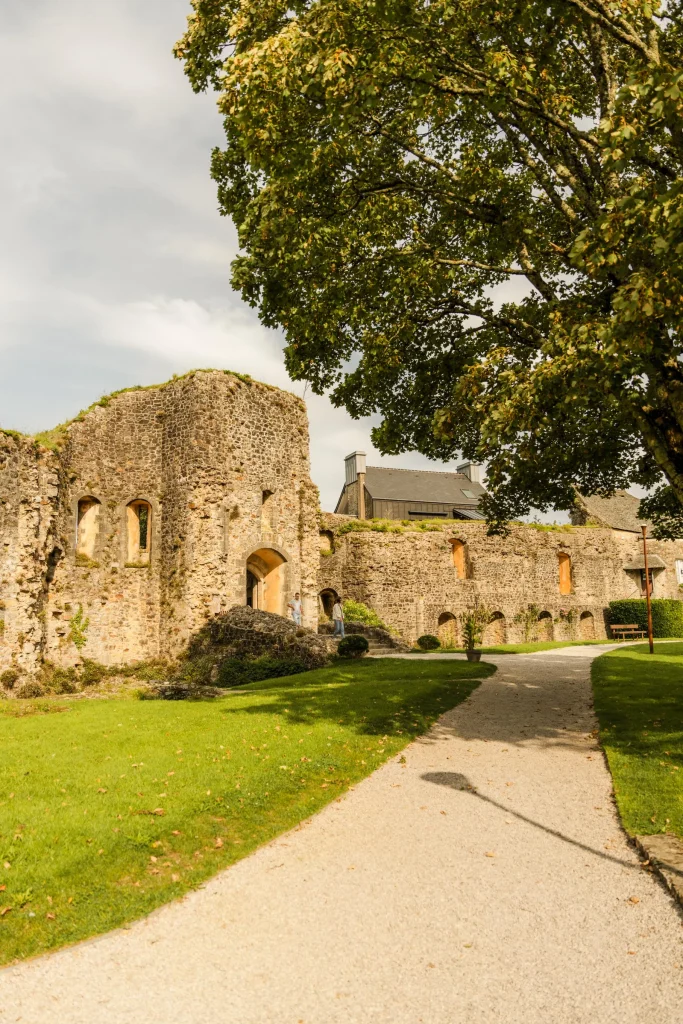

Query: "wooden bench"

xmin=610 ymin=623 xmax=648 ymax=641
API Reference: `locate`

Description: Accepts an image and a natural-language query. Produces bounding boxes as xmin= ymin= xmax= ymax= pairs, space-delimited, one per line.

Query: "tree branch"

xmin=564 ymin=0 xmax=660 ymax=63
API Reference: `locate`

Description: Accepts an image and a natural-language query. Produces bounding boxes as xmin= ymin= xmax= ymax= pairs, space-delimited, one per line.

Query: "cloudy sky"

xmin=0 ymin=0 xmax=480 ymax=512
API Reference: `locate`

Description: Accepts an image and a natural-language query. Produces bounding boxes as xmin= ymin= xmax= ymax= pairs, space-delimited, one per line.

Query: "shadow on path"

xmin=422 ymin=770 xmax=646 ymax=872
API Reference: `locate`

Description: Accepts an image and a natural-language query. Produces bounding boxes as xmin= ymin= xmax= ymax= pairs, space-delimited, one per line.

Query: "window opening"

xmin=461 ymin=489 xmax=475 ymax=499
xmin=558 ymin=552 xmax=572 ymax=595
xmin=138 ymin=504 xmax=149 ymax=551
xmin=450 ymin=539 xmax=466 ymax=579
xmin=126 ymin=500 xmax=152 ymax=565
xmin=76 ymin=497 xmax=101 ymax=562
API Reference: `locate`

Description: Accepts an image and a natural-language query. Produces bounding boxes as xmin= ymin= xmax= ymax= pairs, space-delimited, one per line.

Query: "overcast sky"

xmin=0 ymin=0 xmax=481 ymax=512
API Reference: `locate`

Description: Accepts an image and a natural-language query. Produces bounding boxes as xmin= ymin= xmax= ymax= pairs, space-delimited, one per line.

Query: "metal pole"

xmin=641 ymin=525 xmax=654 ymax=654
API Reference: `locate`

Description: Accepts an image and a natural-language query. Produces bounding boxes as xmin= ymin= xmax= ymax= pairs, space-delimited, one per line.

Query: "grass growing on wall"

xmin=0 ymin=657 xmax=493 ymax=964
xmin=592 ymin=643 xmax=683 ymax=841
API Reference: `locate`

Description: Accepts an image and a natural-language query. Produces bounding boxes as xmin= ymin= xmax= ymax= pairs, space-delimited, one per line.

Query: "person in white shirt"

xmin=332 ymin=596 xmax=345 ymax=638
xmin=288 ymin=592 xmax=303 ymax=626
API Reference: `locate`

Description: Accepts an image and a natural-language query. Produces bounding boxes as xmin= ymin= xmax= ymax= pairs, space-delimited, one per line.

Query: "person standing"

xmin=288 ymin=592 xmax=303 ymax=626
xmin=332 ymin=596 xmax=345 ymax=638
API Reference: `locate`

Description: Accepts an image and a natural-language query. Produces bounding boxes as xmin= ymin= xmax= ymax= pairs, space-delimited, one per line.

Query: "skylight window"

xmin=462 ymin=489 xmax=476 ymax=499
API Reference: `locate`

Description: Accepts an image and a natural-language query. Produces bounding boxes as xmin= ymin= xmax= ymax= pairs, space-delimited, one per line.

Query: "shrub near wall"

xmin=608 ymin=600 xmax=683 ymax=638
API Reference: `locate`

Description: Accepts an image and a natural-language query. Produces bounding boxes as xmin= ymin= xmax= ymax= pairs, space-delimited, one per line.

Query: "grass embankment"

xmin=592 ymin=643 xmax=683 ymax=841
xmin=0 ymin=657 xmax=493 ymax=964
xmin=413 ymin=641 xmax=615 ymax=655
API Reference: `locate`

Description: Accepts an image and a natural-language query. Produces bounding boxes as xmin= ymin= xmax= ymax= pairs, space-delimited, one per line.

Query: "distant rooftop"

xmin=362 ymin=465 xmax=486 ymax=506
xmin=572 ymin=490 xmax=651 ymax=534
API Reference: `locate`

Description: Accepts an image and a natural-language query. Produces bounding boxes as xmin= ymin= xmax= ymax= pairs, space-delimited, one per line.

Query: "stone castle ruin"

xmin=0 ymin=371 xmax=319 ymax=673
xmin=1 ymin=369 xmax=683 ymax=674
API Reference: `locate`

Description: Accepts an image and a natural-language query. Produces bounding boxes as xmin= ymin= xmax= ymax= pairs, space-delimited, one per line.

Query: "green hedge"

xmin=608 ymin=599 xmax=683 ymax=638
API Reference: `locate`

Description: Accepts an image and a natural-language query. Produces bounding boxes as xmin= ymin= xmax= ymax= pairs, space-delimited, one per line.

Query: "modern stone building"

xmin=2 ymin=369 xmax=683 ymax=671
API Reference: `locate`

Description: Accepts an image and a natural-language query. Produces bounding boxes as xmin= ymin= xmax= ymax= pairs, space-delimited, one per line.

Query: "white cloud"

xmin=0 ymin=0 xmax=566 ymax=519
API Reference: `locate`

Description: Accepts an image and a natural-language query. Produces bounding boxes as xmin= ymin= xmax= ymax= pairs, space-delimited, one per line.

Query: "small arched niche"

xmin=76 ymin=496 xmax=101 ymax=561
xmin=246 ymin=547 xmax=287 ymax=616
xmin=537 ymin=610 xmax=553 ymax=641
xmin=579 ymin=610 xmax=595 ymax=640
xmin=261 ymin=489 xmax=275 ymax=531
xmin=319 ymin=588 xmax=339 ymax=620
xmin=450 ymin=538 xmax=466 ymax=580
xmin=127 ymin=500 xmax=152 ymax=565
xmin=483 ymin=612 xmax=506 ymax=645
xmin=319 ymin=530 xmax=335 ymax=554
xmin=437 ymin=611 xmax=458 ymax=647
xmin=558 ymin=552 xmax=572 ymax=596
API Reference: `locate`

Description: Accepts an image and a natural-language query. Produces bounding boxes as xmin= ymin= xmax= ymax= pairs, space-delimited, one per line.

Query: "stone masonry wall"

xmin=0 ymin=371 xmax=320 ymax=672
xmin=0 ymin=435 xmax=60 ymax=673
xmin=317 ymin=515 xmax=683 ymax=645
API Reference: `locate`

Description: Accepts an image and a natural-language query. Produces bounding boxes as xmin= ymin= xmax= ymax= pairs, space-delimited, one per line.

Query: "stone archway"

xmin=246 ymin=548 xmax=287 ymax=616
xmin=579 ymin=611 xmax=595 ymax=640
xmin=537 ymin=611 xmax=553 ymax=641
xmin=483 ymin=612 xmax=506 ymax=645
xmin=319 ymin=588 xmax=338 ymax=620
xmin=437 ymin=612 xmax=458 ymax=647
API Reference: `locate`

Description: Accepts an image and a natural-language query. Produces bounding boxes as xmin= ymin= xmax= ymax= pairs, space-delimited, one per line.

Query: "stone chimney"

xmin=344 ymin=451 xmax=367 ymax=518
xmin=457 ymin=461 xmax=484 ymax=486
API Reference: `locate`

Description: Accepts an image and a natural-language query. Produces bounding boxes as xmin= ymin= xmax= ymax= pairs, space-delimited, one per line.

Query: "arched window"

xmin=127 ymin=500 xmax=152 ymax=565
xmin=537 ymin=611 xmax=553 ymax=641
xmin=450 ymin=539 xmax=466 ymax=579
xmin=579 ymin=610 xmax=595 ymax=640
xmin=76 ymin=497 xmax=101 ymax=563
xmin=558 ymin=552 xmax=572 ymax=595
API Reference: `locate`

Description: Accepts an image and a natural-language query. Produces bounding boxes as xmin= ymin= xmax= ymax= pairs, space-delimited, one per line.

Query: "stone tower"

xmin=0 ymin=370 xmax=320 ymax=672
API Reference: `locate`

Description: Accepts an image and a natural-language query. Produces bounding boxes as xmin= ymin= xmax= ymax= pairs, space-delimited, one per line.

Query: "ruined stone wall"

xmin=0 ymin=434 xmax=60 ymax=673
xmin=317 ymin=516 xmax=683 ymax=645
xmin=0 ymin=371 xmax=319 ymax=672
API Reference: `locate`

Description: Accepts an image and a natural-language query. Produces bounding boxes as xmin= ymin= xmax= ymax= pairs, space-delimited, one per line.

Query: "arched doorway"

xmin=319 ymin=588 xmax=338 ymax=620
xmin=437 ymin=612 xmax=458 ymax=647
xmin=579 ymin=611 xmax=595 ymax=640
xmin=483 ymin=612 xmax=506 ymax=645
xmin=537 ymin=611 xmax=553 ymax=641
xmin=246 ymin=548 xmax=287 ymax=616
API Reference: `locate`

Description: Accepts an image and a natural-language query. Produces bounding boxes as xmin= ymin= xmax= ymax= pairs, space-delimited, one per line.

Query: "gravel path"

xmin=1 ymin=647 xmax=682 ymax=1024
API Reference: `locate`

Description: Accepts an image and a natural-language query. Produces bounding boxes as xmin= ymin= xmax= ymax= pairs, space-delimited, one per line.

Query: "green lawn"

xmin=0 ymin=657 xmax=493 ymax=964
xmin=592 ymin=643 xmax=683 ymax=841
xmin=413 ymin=640 xmax=616 ymax=655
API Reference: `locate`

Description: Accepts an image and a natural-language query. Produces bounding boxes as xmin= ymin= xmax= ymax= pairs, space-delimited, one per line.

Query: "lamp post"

xmin=641 ymin=525 xmax=654 ymax=654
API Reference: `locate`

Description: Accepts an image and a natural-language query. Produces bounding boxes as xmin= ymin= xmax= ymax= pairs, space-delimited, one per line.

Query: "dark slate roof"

xmin=623 ymin=553 xmax=667 ymax=570
xmin=574 ymin=490 xmax=651 ymax=534
xmin=363 ymin=466 xmax=485 ymax=506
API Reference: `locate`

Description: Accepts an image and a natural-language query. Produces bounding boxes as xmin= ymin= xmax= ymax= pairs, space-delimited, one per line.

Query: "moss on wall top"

xmin=2 ymin=370 xmax=304 ymax=453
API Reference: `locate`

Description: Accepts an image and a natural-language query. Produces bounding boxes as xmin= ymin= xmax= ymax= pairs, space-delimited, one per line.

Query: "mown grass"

xmin=412 ymin=640 xmax=616 ymax=655
xmin=0 ymin=657 xmax=493 ymax=964
xmin=592 ymin=643 xmax=683 ymax=840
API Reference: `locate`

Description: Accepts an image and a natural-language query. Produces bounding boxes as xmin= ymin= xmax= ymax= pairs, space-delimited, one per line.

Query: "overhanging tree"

xmin=175 ymin=1 xmax=683 ymax=533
